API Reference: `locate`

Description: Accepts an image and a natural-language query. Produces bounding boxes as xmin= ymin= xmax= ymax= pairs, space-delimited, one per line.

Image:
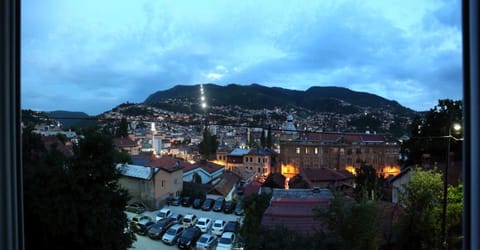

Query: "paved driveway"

xmin=127 ymin=204 xmax=243 ymax=249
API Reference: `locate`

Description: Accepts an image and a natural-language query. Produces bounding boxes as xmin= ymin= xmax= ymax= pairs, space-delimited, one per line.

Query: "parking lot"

xmin=126 ymin=204 xmax=243 ymax=249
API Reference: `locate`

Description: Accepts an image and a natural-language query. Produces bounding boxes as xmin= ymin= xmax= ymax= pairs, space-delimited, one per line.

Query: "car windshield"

xmin=182 ymin=229 xmax=195 ymax=237
xmin=184 ymin=218 xmax=191 ymax=223
xmin=219 ymin=237 xmax=232 ymax=244
xmin=198 ymin=221 xmax=205 ymax=225
xmin=166 ymin=227 xmax=178 ymax=234
xmin=198 ymin=236 xmax=209 ymax=243
xmin=214 ymin=223 xmax=222 ymax=227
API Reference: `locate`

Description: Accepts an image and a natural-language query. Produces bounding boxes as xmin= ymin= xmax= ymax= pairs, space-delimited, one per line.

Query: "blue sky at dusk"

xmin=22 ymin=0 xmax=462 ymax=115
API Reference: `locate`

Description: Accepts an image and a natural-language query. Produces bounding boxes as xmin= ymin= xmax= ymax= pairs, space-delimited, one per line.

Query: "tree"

xmin=260 ymin=129 xmax=266 ymax=148
xmin=247 ymin=131 xmax=256 ymax=149
xmin=22 ymin=128 xmax=135 ymax=250
xmin=405 ymin=99 xmax=463 ymax=165
xmin=266 ymin=125 xmax=273 ymax=148
xmin=315 ymin=194 xmax=382 ymax=250
xmin=192 ymin=172 xmax=202 ymax=184
xmin=198 ymin=126 xmax=219 ymax=160
xmin=397 ymin=168 xmax=443 ymax=249
xmin=117 ymin=117 xmax=129 ymax=137
xmin=354 ymin=163 xmax=384 ymax=201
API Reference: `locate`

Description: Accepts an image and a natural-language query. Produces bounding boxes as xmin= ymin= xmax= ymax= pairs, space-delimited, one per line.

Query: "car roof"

xmin=160 ymin=208 xmax=170 ymax=212
xmin=184 ymin=213 xmax=195 ymax=218
xmin=221 ymin=232 xmax=234 ymax=238
xmin=214 ymin=219 xmax=224 ymax=223
xmin=198 ymin=217 xmax=210 ymax=221
xmin=170 ymin=224 xmax=183 ymax=229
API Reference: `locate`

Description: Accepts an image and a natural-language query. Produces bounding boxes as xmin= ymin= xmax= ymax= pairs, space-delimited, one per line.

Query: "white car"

xmin=155 ymin=208 xmax=172 ymax=221
xmin=216 ymin=232 xmax=235 ymax=250
xmin=182 ymin=213 xmax=198 ymax=227
xmin=161 ymin=224 xmax=184 ymax=245
xmin=195 ymin=217 xmax=212 ymax=233
xmin=211 ymin=220 xmax=226 ymax=236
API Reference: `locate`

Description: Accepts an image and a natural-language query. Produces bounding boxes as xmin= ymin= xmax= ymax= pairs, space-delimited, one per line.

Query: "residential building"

xmin=113 ymin=137 xmax=140 ymax=155
xmin=183 ymin=160 xmax=225 ymax=184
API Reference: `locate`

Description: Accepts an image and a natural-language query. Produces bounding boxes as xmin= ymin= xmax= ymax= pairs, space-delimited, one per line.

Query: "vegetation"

xmin=405 ymin=99 xmax=463 ymax=165
xmin=23 ymin=127 xmax=135 ymax=250
xmin=397 ymin=168 xmax=462 ymax=249
xmin=354 ymin=163 xmax=385 ymax=201
xmin=198 ymin=126 xmax=219 ymax=160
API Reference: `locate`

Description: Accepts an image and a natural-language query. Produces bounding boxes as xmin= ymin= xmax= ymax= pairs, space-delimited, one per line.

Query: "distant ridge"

xmin=144 ymin=83 xmax=415 ymax=116
xmin=48 ymin=110 xmax=96 ymax=129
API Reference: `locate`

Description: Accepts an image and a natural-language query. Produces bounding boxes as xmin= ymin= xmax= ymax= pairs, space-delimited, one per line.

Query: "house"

xmin=226 ymin=148 xmax=250 ymax=171
xmin=117 ymin=155 xmax=186 ymax=209
xmin=390 ymin=167 xmax=413 ymax=204
xmin=210 ymin=171 xmax=241 ymax=200
xmin=261 ymin=188 xmax=333 ymax=234
xmin=113 ymin=137 xmax=140 ymax=155
xmin=299 ymin=167 xmax=355 ymax=190
xmin=183 ymin=160 xmax=225 ymax=184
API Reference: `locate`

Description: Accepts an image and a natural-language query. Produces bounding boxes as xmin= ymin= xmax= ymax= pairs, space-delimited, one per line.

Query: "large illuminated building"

xmin=277 ymin=116 xmax=401 ymax=178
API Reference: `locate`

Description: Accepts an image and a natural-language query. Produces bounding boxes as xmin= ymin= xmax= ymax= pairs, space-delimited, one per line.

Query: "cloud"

xmin=21 ymin=0 xmax=462 ymax=114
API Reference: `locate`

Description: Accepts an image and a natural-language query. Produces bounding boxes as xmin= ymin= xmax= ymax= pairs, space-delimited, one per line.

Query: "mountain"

xmin=48 ymin=110 xmax=96 ymax=129
xmin=144 ymin=83 xmax=415 ymax=116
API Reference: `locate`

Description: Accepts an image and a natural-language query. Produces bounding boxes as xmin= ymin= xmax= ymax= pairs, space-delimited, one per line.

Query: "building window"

xmin=296 ymin=147 xmax=300 ymax=154
xmin=305 ymin=147 xmax=309 ymax=154
xmin=174 ymin=178 xmax=177 ymax=184
xmin=314 ymin=147 xmax=318 ymax=154
xmin=258 ymin=167 xmax=260 ymax=173
xmin=258 ymin=158 xmax=261 ymax=163
xmin=161 ymin=180 xmax=165 ymax=188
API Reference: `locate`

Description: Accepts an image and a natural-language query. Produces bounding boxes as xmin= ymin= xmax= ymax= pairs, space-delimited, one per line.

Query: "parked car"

xmin=193 ymin=198 xmax=204 ymax=209
xmin=196 ymin=233 xmax=217 ymax=250
xmin=223 ymin=201 xmax=236 ymax=214
xmin=131 ymin=216 xmax=155 ymax=236
xmin=183 ymin=213 xmax=198 ymax=227
xmin=211 ymin=220 xmax=226 ymax=236
xmin=170 ymin=213 xmax=184 ymax=224
xmin=177 ymin=226 xmax=202 ymax=249
xmin=147 ymin=217 xmax=175 ymax=239
xmin=223 ymin=221 xmax=239 ymax=233
xmin=155 ymin=208 xmax=172 ymax=221
xmin=234 ymin=203 xmax=244 ymax=216
xmin=171 ymin=197 xmax=181 ymax=206
xmin=201 ymin=198 xmax=214 ymax=211
xmin=125 ymin=202 xmax=146 ymax=214
xmin=216 ymin=232 xmax=235 ymax=250
xmin=162 ymin=224 xmax=184 ymax=245
xmin=212 ymin=198 xmax=225 ymax=212
xmin=195 ymin=217 xmax=212 ymax=233
xmin=181 ymin=196 xmax=194 ymax=207
xmin=130 ymin=215 xmax=152 ymax=227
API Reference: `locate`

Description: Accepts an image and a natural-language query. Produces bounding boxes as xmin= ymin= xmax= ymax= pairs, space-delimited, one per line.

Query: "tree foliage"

xmin=397 ymin=168 xmax=443 ymax=249
xmin=23 ymin=128 xmax=135 ymax=250
xmin=315 ymin=194 xmax=382 ymax=250
xmin=198 ymin=126 xmax=219 ymax=160
xmin=116 ymin=117 xmax=129 ymax=137
xmin=354 ymin=163 xmax=385 ymax=201
xmin=405 ymin=99 xmax=463 ymax=165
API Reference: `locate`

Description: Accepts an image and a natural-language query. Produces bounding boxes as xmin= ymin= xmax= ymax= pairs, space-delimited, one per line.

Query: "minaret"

xmin=151 ymin=122 xmax=156 ymax=155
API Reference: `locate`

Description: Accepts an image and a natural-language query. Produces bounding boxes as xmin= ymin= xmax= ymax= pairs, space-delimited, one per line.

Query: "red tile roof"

xmin=242 ymin=181 xmax=262 ymax=196
xmin=301 ymin=168 xmax=355 ymax=182
xmin=144 ymin=155 xmax=191 ymax=172
xmin=261 ymin=197 xmax=330 ymax=234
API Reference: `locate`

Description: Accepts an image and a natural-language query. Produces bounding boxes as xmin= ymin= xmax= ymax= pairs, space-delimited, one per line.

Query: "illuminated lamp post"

xmin=442 ymin=122 xmax=462 ymax=248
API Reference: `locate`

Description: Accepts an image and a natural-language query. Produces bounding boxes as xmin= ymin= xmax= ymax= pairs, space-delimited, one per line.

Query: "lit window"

xmin=315 ymin=147 xmax=318 ymax=154
xmin=296 ymin=147 xmax=300 ymax=154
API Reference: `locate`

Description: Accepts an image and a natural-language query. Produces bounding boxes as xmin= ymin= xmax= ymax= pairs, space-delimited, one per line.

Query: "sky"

xmin=22 ymin=0 xmax=463 ymax=115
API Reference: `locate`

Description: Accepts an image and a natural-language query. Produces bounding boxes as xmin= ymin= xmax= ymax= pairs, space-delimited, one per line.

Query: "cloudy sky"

xmin=22 ymin=0 xmax=462 ymax=115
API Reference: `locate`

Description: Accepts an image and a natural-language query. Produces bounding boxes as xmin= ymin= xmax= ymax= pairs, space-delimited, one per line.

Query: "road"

xmin=127 ymin=204 xmax=243 ymax=250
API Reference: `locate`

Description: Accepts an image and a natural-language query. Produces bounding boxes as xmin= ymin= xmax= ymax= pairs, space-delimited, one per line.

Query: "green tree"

xmin=315 ymin=194 xmax=381 ymax=250
xmin=240 ymin=193 xmax=272 ymax=248
xmin=192 ymin=172 xmax=202 ymax=184
xmin=247 ymin=131 xmax=256 ymax=149
xmin=198 ymin=126 xmax=219 ymax=160
xmin=397 ymin=168 xmax=443 ymax=249
xmin=405 ymin=99 xmax=463 ymax=165
xmin=354 ymin=163 xmax=384 ymax=201
xmin=23 ymin=128 xmax=135 ymax=250
xmin=260 ymin=129 xmax=266 ymax=148
xmin=117 ymin=117 xmax=129 ymax=137
xmin=266 ymin=125 xmax=273 ymax=148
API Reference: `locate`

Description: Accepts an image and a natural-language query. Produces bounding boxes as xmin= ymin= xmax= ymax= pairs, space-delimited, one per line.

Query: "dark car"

xmin=147 ymin=217 xmax=175 ymax=239
xmin=212 ymin=197 xmax=225 ymax=212
xmin=181 ymin=196 xmax=193 ymax=207
xmin=234 ymin=202 xmax=244 ymax=216
xmin=125 ymin=202 xmax=146 ymax=214
xmin=201 ymin=198 xmax=214 ymax=211
xmin=177 ymin=226 xmax=202 ymax=249
xmin=131 ymin=217 xmax=155 ymax=236
xmin=192 ymin=198 xmax=204 ymax=209
xmin=223 ymin=221 xmax=240 ymax=233
xmin=223 ymin=201 xmax=236 ymax=214
xmin=171 ymin=197 xmax=181 ymax=206
xmin=170 ymin=213 xmax=184 ymax=224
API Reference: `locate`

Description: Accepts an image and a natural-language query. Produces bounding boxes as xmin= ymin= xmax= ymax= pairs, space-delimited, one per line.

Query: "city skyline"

xmin=22 ymin=0 xmax=462 ymax=115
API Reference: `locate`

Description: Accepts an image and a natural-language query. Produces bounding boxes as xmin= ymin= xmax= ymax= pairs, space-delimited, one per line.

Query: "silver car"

xmin=161 ymin=224 xmax=184 ymax=245
xmin=196 ymin=233 xmax=217 ymax=250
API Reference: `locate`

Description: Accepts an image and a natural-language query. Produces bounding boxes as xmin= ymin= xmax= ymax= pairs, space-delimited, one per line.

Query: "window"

xmin=315 ymin=147 xmax=318 ymax=154
xmin=161 ymin=180 xmax=165 ymax=188
xmin=296 ymin=147 xmax=300 ymax=154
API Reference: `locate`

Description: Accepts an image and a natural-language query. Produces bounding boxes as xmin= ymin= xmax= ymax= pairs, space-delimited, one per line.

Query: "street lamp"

xmin=442 ymin=122 xmax=462 ymax=248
